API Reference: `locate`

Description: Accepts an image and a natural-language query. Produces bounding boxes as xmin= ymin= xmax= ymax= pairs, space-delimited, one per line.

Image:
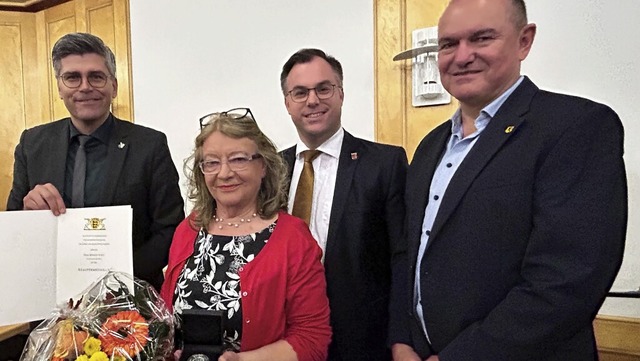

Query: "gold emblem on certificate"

xmin=84 ymin=217 xmax=106 ymax=231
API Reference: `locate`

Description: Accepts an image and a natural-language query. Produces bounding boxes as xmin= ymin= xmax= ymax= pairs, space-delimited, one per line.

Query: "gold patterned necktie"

xmin=292 ymin=150 xmax=322 ymax=224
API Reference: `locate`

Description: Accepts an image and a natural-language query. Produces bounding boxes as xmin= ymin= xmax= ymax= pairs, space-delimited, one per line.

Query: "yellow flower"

xmin=75 ymin=356 xmax=89 ymax=361
xmin=88 ymin=351 xmax=109 ymax=361
xmin=111 ymin=356 xmax=126 ymax=361
xmin=83 ymin=337 xmax=102 ymax=356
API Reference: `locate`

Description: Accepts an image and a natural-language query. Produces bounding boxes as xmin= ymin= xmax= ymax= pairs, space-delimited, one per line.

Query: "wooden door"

xmin=374 ymin=0 xmax=455 ymax=160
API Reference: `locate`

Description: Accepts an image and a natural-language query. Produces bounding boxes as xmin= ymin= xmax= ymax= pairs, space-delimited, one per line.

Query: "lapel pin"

xmin=505 ymin=126 xmax=515 ymax=134
xmin=351 ymin=152 xmax=358 ymax=160
xmin=118 ymin=142 xmax=125 ymax=149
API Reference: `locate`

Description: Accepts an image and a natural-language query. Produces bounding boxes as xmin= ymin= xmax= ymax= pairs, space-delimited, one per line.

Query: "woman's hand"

xmin=392 ymin=343 xmax=423 ymax=361
xmin=219 ymin=351 xmax=241 ymax=361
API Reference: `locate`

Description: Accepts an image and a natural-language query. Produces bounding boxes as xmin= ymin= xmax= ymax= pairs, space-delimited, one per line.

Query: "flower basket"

xmin=20 ymin=271 xmax=174 ymax=361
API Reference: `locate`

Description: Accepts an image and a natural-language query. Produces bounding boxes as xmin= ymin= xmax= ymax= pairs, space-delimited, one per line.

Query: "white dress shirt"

xmin=288 ymin=128 xmax=344 ymax=259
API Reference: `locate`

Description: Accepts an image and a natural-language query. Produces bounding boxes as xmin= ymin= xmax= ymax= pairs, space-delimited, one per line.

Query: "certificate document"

xmin=0 ymin=206 xmax=133 ymax=326
xmin=56 ymin=206 xmax=133 ymax=304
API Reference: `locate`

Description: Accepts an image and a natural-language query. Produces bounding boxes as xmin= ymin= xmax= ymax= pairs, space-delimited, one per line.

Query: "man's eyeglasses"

xmin=58 ymin=71 xmax=110 ymax=88
xmin=287 ymin=83 xmax=342 ymax=103
xmin=199 ymin=107 xmax=256 ymax=129
xmin=199 ymin=153 xmax=263 ymax=175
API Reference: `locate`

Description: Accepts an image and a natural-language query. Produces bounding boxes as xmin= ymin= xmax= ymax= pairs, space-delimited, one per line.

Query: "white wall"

xmin=130 ymin=1 xmax=639 ymax=317
xmin=523 ymin=1 xmax=640 ymax=317
xmin=129 ymin=0 xmax=373 ymax=172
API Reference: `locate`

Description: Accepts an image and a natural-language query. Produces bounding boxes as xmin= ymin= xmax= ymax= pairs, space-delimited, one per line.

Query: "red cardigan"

xmin=160 ymin=211 xmax=331 ymax=361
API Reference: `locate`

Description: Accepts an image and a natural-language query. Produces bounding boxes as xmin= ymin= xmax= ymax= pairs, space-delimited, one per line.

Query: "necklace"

xmin=212 ymin=212 xmax=258 ymax=230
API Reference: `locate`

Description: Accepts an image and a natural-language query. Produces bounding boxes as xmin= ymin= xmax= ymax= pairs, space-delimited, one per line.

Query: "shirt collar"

xmin=295 ymin=127 xmax=344 ymax=160
xmin=68 ymin=113 xmax=114 ymax=145
xmin=449 ymin=76 xmax=524 ymax=137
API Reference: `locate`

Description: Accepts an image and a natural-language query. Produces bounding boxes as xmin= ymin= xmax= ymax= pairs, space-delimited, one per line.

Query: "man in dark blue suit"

xmin=280 ymin=48 xmax=408 ymax=361
xmin=391 ymin=1 xmax=627 ymax=360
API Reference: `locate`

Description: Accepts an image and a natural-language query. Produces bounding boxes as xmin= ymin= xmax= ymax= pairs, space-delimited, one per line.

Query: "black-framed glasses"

xmin=287 ymin=83 xmax=342 ymax=103
xmin=199 ymin=153 xmax=263 ymax=175
xmin=199 ymin=107 xmax=256 ymax=129
xmin=58 ymin=71 xmax=111 ymax=88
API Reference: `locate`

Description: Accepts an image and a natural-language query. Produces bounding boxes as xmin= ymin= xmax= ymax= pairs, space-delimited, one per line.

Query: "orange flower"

xmin=98 ymin=310 xmax=149 ymax=357
xmin=52 ymin=320 xmax=88 ymax=359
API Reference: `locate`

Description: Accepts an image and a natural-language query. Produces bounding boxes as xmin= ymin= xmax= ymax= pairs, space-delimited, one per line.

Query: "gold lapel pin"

xmin=505 ymin=126 xmax=515 ymax=134
xmin=118 ymin=142 xmax=125 ymax=149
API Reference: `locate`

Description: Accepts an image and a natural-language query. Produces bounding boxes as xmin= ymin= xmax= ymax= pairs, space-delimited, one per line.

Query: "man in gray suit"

xmin=6 ymin=32 xmax=184 ymax=291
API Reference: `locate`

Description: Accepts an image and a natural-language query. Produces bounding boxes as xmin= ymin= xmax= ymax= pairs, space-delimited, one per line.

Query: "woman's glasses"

xmin=199 ymin=153 xmax=263 ymax=175
xmin=199 ymin=107 xmax=256 ymax=129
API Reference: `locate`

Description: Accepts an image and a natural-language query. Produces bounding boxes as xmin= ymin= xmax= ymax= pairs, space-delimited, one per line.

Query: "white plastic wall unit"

xmin=411 ymin=26 xmax=451 ymax=107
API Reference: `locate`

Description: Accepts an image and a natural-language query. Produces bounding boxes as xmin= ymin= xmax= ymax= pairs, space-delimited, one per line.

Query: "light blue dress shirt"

xmin=414 ymin=76 xmax=525 ymax=340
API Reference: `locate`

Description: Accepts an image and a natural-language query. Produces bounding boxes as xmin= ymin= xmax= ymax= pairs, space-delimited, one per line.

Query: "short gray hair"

xmin=52 ymin=32 xmax=116 ymax=77
xmin=510 ymin=0 xmax=528 ymax=29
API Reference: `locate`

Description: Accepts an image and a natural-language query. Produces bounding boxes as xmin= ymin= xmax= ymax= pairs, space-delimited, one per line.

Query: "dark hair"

xmin=52 ymin=32 xmax=116 ymax=77
xmin=185 ymin=112 xmax=289 ymax=229
xmin=280 ymin=48 xmax=343 ymax=94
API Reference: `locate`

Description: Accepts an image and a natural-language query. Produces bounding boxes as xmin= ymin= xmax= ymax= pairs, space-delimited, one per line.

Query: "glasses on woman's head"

xmin=58 ymin=71 xmax=110 ymax=88
xmin=199 ymin=153 xmax=263 ymax=175
xmin=287 ymin=83 xmax=342 ymax=103
xmin=199 ymin=107 xmax=256 ymax=129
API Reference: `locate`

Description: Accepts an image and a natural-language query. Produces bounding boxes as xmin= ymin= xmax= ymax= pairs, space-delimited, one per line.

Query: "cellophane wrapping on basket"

xmin=20 ymin=271 xmax=174 ymax=361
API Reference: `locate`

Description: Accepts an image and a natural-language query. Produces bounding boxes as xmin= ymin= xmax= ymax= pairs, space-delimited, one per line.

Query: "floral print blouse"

xmin=173 ymin=222 xmax=276 ymax=351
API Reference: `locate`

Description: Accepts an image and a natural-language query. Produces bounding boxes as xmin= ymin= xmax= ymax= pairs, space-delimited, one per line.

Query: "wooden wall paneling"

xmin=41 ymin=0 xmax=75 ymax=121
xmin=595 ymin=315 xmax=640 ymax=361
xmin=0 ymin=11 xmax=38 ymax=211
xmin=82 ymin=0 xmax=132 ymax=120
xmin=111 ymin=0 xmax=132 ymax=120
xmin=374 ymin=0 xmax=455 ymax=160
xmin=32 ymin=10 xmax=51 ymax=128
xmin=403 ymin=0 xmax=456 ymax=159
xmin=374 ymin=0 xmax=407 ymax=148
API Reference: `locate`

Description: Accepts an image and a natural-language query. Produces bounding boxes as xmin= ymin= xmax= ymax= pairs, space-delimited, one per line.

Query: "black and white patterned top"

xmin=173 ymin=222 xmax=276 ymax=351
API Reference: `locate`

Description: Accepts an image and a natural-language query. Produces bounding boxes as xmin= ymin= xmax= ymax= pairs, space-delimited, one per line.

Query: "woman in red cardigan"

xmin=161 ymin=108 xmax=331 ymax=361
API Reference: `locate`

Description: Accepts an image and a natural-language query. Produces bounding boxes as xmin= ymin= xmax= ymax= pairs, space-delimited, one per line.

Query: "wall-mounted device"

xmin=393 ymin=26 xmax=451 ymax=107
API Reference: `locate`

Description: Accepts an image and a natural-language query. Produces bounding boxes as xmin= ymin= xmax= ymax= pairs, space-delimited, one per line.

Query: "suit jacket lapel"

xmin=282 ymin=146 xmax=296 ymax=181
xmin=101 ymin=117 xmax=130 ymax=204
xmin=407 ymin=123 xmax=450 ymax=264
xmin=426 ymin=78 xmax=538 ymax=252
xmin=47 ymin=120 xmax=71 ymax=192
xmin=326 ymin=131 xmax=360 ymax=256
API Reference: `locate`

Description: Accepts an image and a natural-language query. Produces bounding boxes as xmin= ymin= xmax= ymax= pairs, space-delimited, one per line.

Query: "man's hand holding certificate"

xmin=0 ymin=205 xmax=133 ymax=325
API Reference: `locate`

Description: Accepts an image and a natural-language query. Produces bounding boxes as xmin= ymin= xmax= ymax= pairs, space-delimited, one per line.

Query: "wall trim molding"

xmin=595 ymin=315 xmax=640 ymax=359
xmin=0 ymin=0 xmax=70 ymax=12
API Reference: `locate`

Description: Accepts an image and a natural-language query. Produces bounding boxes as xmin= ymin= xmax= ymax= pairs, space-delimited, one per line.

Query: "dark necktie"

xmin=72 ymin=135 xmax=90 ymax=208
xmin=292 ymin=150 xmax=322 ymax=225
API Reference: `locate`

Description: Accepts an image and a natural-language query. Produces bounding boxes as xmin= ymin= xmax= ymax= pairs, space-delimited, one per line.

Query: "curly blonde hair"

xmin=185 ymin=112 xmax=289 ymax=229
